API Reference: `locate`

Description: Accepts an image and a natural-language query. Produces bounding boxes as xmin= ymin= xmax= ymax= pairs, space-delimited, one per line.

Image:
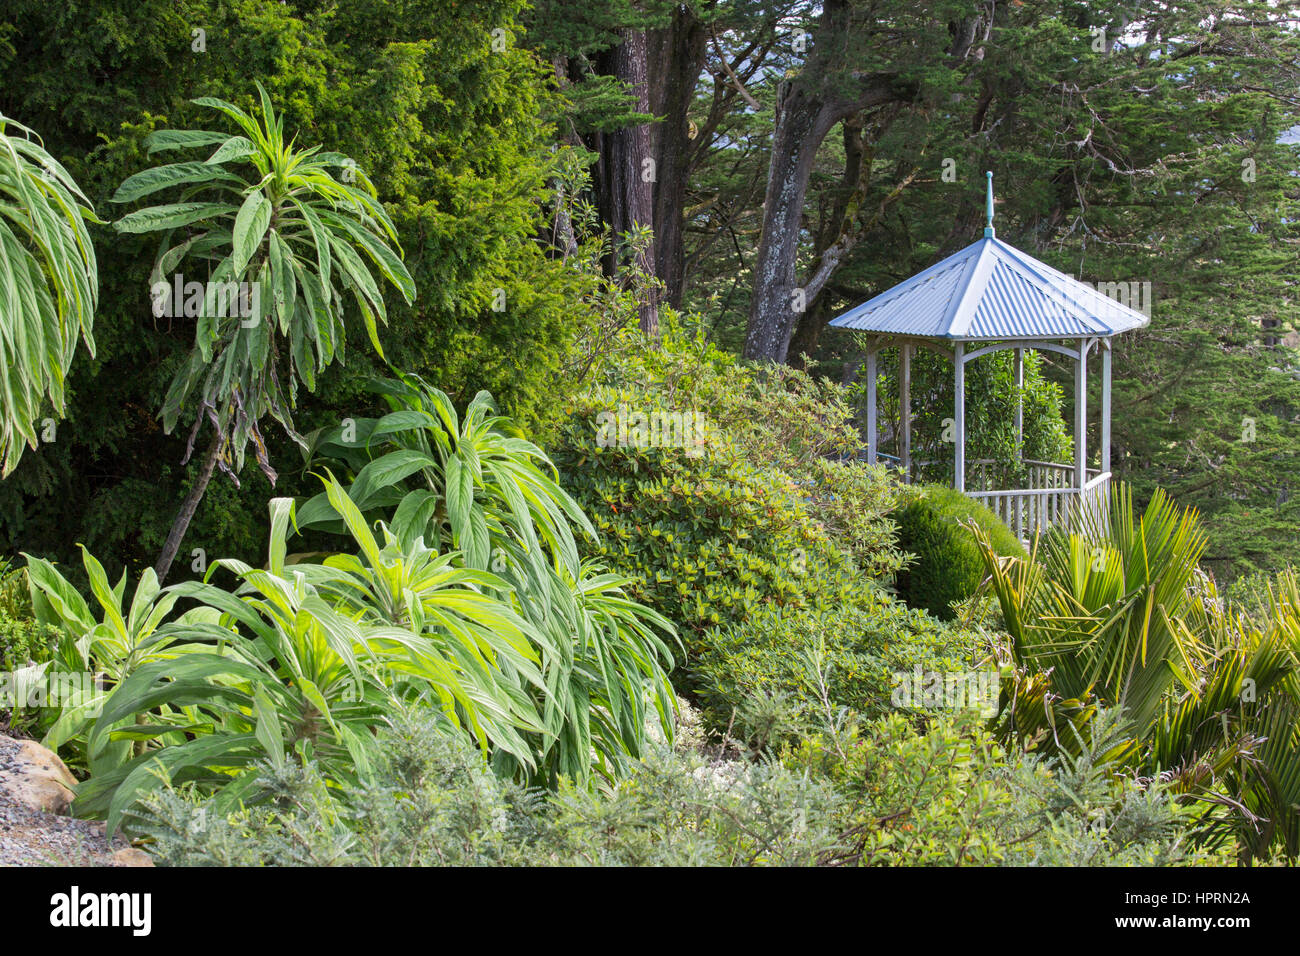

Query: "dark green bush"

xmin=893 ymin=485 xmax=1025 ymax=620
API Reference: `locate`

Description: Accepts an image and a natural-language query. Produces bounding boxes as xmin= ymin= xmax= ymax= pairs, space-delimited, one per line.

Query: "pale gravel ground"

xmin=0 ymin=733 xmax=141 ymax=866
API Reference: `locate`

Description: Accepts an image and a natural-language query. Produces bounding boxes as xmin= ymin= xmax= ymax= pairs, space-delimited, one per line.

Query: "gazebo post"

xmin=865 ymin=342 xmax=878 ymax=465
xmin=954 ymin=342 xmax=966 ymax=492
xmin=900 ymin=343 xmax=911 ymax=479
xmin=1014 ymin=347 xmax=1024 ymax=455
xmin=1101 ymin=340 xmax=1112 ymax=475
xmin=1074 ymin=339 xmax=1088 ymax=490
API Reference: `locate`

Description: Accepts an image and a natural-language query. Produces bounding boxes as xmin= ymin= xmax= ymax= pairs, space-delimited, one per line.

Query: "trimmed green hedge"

xmin=893 ymin=485 xmax=1026 ymax=620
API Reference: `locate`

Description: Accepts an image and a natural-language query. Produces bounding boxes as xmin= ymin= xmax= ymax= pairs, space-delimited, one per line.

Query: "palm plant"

xmin=111 ymin=83 xmax=414 ymax=581
xmin=984 ymin=486 xmax=1207 ymax=733
xmin=972 ymin=484 xmax=1300 ymax=860
xmin=0 ymin=113 xmax=99 ymax=474
xmin=1205 ymin=573 xmax=1300 ymax=859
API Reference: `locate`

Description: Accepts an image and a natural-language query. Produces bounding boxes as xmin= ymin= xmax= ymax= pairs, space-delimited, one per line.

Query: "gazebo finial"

xmin=984 ymin=170 xmax=995 ymax=238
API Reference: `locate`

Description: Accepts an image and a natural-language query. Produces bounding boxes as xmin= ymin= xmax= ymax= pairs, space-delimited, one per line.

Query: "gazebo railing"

xmin=968 ymin=458 xmax=1102 ymax=493
xmin=872 ymin=456 xmax=1100 ymax=490
xmin=859 ymin=451 xmax=1111 ymax=542
xmin=967 ymin=469 xmax=1111 ymax=544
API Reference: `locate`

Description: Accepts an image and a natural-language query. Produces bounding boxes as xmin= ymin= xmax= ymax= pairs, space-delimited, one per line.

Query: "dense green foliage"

xmin=0 ymin=113 xmax=98 ymax=474
xmin=693 ymin=596 xmax=983 ymax=748
xmin=129 ymin=704 xmax=1227 ymax=867
xmin=19 ymin=392 xmax=676 ymax=833
xmin=1 ymin=0 xmax=1298 ymax=871
xmin=894 ymin=484 xmax=1026 ymax=620
xmin=0 ymin=0 xmax=592 ymax=578
xmin=975 ymin=486 xmax=1300 ymax=861
xmin=553 ymin=323 xmax=905 ymax=640
xmin=294 ymin=374 xmax=681 ymax=786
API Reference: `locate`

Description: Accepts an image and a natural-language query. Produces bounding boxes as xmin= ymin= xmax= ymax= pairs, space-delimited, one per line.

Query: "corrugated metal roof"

xmin=828 ymin=236 xmax=1150 ymax=340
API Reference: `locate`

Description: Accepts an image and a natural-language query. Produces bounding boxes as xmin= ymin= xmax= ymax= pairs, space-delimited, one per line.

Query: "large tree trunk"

xmin=648 ymin=6 xmax=709 ymax=308
xmin=742 ymin=25 xmax=906 ymax=363
xmin=543 ymin=55 xmax=582 ymax=260
xmin=154 ymin=431 xmax=222 ymax=584
xmin=743 ymin=79 xmax=841 ymax=363
xmin=595 ymin=28 xmax=659 ymax=336
xmin=744 ymin=0 xmax=980 ymax=364
xmin=788 ymin=118 xmax=869 ymax=364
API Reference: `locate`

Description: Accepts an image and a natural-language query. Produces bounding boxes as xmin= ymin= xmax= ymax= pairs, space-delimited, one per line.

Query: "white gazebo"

xmin=829 ymin=173 xmax=1149 ymax=541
